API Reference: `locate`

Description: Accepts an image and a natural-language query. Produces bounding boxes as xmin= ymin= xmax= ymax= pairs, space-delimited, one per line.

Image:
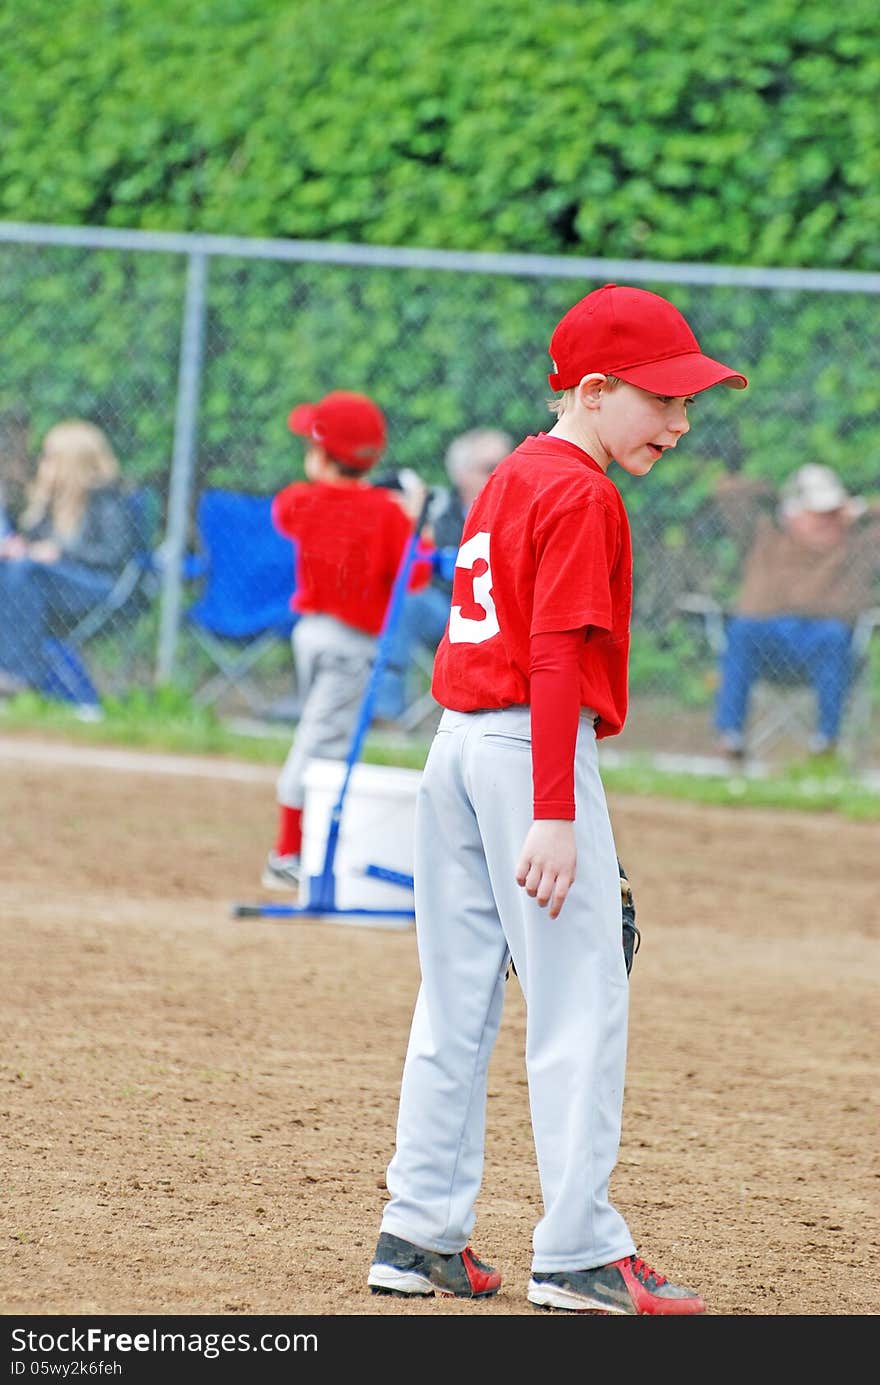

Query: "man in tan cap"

xmin=712 ymin=463 xmax=879 ymax=759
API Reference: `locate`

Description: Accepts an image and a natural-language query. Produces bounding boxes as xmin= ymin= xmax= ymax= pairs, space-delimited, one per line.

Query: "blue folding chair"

xmin=185 ymin=488 xmax=297 ymax=712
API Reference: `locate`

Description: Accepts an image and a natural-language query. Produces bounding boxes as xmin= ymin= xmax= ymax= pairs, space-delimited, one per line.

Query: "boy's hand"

xmin=397 ymin=470 xmax=428 ymax=521
xmin=515 ymin=820 xmax=576 ymax=920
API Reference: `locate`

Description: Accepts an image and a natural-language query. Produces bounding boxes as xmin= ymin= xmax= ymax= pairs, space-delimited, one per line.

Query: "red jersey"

xmin=431 ymin=434 xmax=632 ymax=739
xmin=272 ymin=480 xmax=432 ymax=637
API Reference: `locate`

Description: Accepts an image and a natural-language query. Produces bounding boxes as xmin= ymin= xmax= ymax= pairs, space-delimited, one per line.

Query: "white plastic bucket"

xmin=300 ymin=758 xmax=421 ymax=929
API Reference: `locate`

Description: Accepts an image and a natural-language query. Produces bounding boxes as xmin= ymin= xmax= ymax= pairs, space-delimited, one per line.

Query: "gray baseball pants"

xmin=276 ymin=613 xmax=376 ymax=810
xmin=379 ymin=705 xmax=636 ymax=1273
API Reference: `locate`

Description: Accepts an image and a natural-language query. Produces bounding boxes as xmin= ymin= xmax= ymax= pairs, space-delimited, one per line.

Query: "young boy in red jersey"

xmin=367 ymin=284 xmax=748 ymax=1314
xmin=262 ymin=390 xmax=431 ymax=891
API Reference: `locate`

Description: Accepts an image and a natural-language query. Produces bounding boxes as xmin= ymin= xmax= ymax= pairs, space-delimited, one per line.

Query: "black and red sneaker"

xmin=528 ymin=1253 xmax=706 ymax=1315
xmin=368 ymin=1231 xmax=501 ymax=1298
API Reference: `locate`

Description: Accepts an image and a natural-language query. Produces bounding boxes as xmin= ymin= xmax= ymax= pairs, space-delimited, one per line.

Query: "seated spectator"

xmin=711 ymin=464 xmax=880 ymax=761
xmin=0 ymin=419 xmax=138 ymax=697
xmin=371 ymin=426 xmax=513 ymax=724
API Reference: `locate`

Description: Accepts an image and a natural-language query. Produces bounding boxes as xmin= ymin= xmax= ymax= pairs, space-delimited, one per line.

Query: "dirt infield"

xmin=2 ymin=732 xmax=878 ymax=1318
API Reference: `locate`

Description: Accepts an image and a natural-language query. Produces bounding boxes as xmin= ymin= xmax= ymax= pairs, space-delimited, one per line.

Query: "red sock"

xmin=275 ymin=805 xmax=303 ymax=857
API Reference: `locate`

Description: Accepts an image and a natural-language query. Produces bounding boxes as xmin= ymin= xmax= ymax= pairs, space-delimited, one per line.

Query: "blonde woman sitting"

xmin=0 ymin=419 xmax=139 ymax=696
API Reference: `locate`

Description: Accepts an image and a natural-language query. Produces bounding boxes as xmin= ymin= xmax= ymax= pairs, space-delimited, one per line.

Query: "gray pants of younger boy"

xmin=276 ymin=614 xmax=376 ymax=811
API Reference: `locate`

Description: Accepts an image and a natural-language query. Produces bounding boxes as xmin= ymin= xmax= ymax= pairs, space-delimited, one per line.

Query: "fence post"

xmin=156 ymin=249 xmax=208 ymax=686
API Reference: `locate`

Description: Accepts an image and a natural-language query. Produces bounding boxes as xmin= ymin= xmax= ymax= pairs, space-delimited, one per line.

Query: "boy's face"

xmin=594 ymin=380 xmax=693 ymax=476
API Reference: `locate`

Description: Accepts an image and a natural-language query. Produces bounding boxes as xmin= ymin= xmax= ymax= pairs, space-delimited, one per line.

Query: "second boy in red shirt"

xmin=263 ymin=390 xmax=432 ymax=892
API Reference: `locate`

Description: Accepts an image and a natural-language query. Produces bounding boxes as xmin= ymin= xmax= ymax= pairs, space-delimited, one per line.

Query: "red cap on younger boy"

xmin=287 ymin=390 xmax=387 ymax=471
xmin=548 ymin=283 xmax=748 ymax=395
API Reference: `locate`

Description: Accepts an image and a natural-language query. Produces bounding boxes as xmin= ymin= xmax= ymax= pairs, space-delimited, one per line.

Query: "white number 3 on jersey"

xmin=448 ymin=531 xmax=500 ymax=644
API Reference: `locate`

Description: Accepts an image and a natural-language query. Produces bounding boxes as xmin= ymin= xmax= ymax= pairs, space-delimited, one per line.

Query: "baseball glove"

xmin=618 ymin=858 xmax=641 ymax=977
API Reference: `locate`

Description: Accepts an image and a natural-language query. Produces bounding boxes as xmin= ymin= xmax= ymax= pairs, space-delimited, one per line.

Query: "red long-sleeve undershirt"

xmin=530 ymin=628 xmax=587 ymax=820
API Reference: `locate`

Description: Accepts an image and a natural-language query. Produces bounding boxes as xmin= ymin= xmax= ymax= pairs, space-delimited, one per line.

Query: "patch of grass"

xmin=0 ymin=687 xmax=289 ymax=763
xmin=1 ymin=688 xmax=878 ymax=819
xmin=0 ymin=686 xmax=432 ymax=770
xmin=600 ymin=753 xmax=880 ymax=820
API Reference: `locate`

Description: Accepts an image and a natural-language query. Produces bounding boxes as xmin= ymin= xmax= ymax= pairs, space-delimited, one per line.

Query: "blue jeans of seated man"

xmin=372 ymin=583 xmax=452 ymax=722
xmin=714 ymin=614 xmax=854 ymax=747
xmin=0 ymin=557 xmax=116 ymax=691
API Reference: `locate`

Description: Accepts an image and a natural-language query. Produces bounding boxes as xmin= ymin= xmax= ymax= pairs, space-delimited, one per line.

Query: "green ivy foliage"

xmin=1 ymin=0 xmax=878 ymax=270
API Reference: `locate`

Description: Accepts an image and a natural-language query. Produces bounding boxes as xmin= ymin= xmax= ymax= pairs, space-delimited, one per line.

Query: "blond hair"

xmin=21 ymin=420 xmax=121 ymax=538
xmin=546 ymin=375 xmax=623 ymax=417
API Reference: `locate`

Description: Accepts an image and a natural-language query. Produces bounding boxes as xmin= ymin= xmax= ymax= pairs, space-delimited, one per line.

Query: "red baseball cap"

xmin=548 ymin=283 xmax=748 ymax=395
xmin=287 ymin=390 xmax=387 ymax=470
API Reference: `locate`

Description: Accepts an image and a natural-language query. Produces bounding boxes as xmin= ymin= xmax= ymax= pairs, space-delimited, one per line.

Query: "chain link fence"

xmin=1 ymin=221 xmax=878 ymax=770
